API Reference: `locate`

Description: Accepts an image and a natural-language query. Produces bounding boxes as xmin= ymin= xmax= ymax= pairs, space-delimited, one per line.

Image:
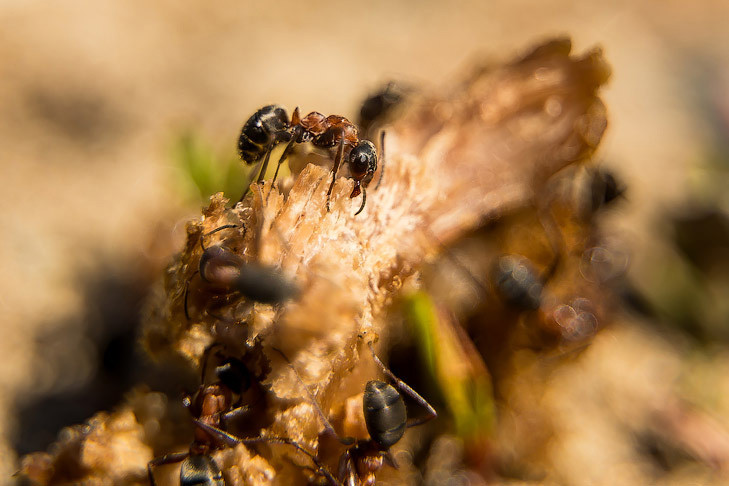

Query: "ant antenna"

xmin=354 ymin=187 xmax=367 ymax=216
xmin=365 ymin=341 xmax=437 ymax=428
xmin=271 ymin=348 xmax=355 ymax=446
xmin=374 ymin=131 xmax=386 ymax=191
xmin=199 ymin=224 xmax=244 ymax=250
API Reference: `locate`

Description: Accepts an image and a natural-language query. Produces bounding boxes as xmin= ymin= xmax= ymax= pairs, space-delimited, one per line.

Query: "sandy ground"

xmin=2 ymin=0 xmax=729 ymax=482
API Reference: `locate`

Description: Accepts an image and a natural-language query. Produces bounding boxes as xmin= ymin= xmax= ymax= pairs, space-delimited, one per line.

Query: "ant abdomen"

xmin=179 ymin=454 xmax=224 ymax=486
xmin=363 ymin=380 xmax=407 ymax=449
xmin=237 ymin=105 xmax=291 ymax=164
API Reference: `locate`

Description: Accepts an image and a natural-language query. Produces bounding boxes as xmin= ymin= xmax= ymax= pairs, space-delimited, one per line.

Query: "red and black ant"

xmin=183 ymin=224 xmax=299 ymax=321
xmin=147 ymin=344 xmax=252 ymax=486
xmin=237 ymin=105 xmax=383 ymax=215
xmin=148 ymin=344 xmax=330 ymax=486
xmin=274 ymin=340 xmax=437 ymax=486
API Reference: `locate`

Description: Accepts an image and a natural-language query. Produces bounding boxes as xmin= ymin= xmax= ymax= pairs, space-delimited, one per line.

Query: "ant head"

xmin=215 ymin=358 xmax=251 ymax=395
xmin=348 ymin=140 xmax=377 ymax=182
xmin=199 ymin=246 xmax=242 ymax=286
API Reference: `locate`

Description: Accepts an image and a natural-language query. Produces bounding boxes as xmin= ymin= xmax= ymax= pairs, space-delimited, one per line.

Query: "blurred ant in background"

xmin=357 ymin=82 xmax=407 ymax=139
xmin=276 ymin=340 xmax=437 ymax=486
xmin=237 ymin=105 xmax=382 ymax=215
xmin=183 ymin=224 xmax=299 ymax=322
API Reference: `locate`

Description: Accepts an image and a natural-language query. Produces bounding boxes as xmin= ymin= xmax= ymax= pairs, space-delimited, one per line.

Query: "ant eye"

xmin=348 ymin=140 xmax=377 ymax=179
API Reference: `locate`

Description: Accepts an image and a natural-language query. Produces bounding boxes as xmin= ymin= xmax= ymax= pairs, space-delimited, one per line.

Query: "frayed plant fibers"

xmin=19 ymin=38 xmax=612 ymax=485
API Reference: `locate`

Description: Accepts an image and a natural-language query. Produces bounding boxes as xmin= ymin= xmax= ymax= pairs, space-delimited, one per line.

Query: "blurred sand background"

xmin=2 ymin=0 xmax=729 ymax=483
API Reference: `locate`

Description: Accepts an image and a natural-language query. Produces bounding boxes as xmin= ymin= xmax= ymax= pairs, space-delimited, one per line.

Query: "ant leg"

xmin=239 ymin=158 xmax=264 ymax=203
xmin=148 ymin=451 xmax=189 ymax=486
xmin=271 ymin=348 xmax=355 ymax=446
xmin=271 ymin=135 xmax=298 ymax=187
xmin=222 ymin=404 xmax=250 ymax=423
xmin=256 ymin=143 xmax=275 ymax=184
xmin=325 ymin=128 xmax=347 ymax=212
xmin=374 ymin=130 xmax=386 ymax=191
xmin=192 ymin=420 xmax=342 ymax=486
xmin=354 ymin=185 xmax=366 ymax=216
xmin=366 ymin=341 xmax=437 ymax=427
xmin=265 ymin=136 xmax=299 ymax=204
xmin=184 ymin=270 xmax=201 ymax=322
xmin=237 ymin=144 xmax=276 ymax=203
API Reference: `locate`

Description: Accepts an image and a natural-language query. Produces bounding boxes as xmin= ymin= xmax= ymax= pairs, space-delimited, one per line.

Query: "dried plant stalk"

xmin=21 ymin=37 xmax=610 ymax=486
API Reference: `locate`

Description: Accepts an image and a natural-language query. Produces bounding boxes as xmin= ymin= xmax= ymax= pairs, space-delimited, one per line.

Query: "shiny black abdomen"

xmin=237 ymin=105 xmax=290 ymax=164
xmin=363 ymin=380 xmax=406 ymax=449
xmin=180 ymin=454 xmax=224 ymax=486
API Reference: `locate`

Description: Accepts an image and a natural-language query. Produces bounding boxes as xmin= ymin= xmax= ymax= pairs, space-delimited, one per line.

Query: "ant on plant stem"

xmin=237 ymin=105 xmax=383 ymax=215
xmin=274 ymin=340 xmax=437 ymax=486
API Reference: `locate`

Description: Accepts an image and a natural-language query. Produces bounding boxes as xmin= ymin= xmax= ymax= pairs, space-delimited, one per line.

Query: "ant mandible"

xmin=275 ymin=340 xmax=437 ymax=486
xmin=237 ymin=106 xmax=382 ymax=215
xmin=183 ymin=224 xmax=299 ymax=321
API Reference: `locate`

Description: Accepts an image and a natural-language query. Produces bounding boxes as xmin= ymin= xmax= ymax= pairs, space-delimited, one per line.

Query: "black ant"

xmin=275 ymin=340 xmax=437 ymax=486
xmin=183 ymin=224 xmax=298 ymax=321
xmin=237 ymin=106 xmax=382 ymax=215
xmin=357 ymin=82 xmax=407 ymax=138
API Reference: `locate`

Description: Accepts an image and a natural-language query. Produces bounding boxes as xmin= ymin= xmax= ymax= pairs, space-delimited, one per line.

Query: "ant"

xmin=147 ymin=344 xmax=254 ymax=486
xmin=275 ymin=340 xmax=437 ymax=486
xmin=237 ymin=105 xmax=382 ymax=215
xmin=149 ymin=343 xmax=329 ymax=485
xmin=357 ymin=82 xmax=407 ymax=138
xmin=491 ymin=254 xmax=546 ymax=312
xmin=183 ymin=224 xmax=299 ymax=322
